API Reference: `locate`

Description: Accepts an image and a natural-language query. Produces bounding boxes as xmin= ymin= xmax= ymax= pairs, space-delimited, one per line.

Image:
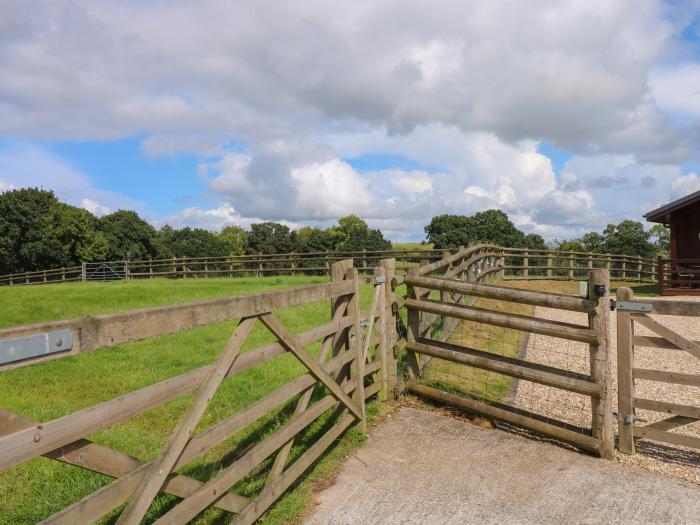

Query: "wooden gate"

xmin=402 ymin=268 xmax=614 ymax=458
xmin=616 ymin=288 xmax=700 ymax=454
xmin=0 ymin=259 xmax=392 ymax=524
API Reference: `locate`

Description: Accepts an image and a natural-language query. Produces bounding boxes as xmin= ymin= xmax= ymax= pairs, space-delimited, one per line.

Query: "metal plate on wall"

xmin=0 ymin=330 xmax=73 ymax=365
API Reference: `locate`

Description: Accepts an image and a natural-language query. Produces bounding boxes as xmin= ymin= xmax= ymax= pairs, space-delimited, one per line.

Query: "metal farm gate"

xmin=82 ymin=260 xmax=128 ymax=282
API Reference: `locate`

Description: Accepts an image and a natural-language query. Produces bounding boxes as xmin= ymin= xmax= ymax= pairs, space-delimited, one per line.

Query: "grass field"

xmin=391 ymin=242 xmax=434 ymax=251
xmin=0 ymin=276 xmax=382 ymax=525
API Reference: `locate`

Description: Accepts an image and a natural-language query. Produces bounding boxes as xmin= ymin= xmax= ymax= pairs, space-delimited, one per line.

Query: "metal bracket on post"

xmin=0 ymin=330 xmax=73 ymax=365
xmin=610 ymin=300 xmax=653 ymax=313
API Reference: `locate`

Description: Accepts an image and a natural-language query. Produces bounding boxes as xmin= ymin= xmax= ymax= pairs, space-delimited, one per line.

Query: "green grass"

xmin=0 ymin=276 xmax=381 ymax=525
xmin=391 ymin=242 xmax=434 ymax=251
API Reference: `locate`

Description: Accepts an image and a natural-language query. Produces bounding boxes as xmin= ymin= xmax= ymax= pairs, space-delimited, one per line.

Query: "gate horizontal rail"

xmin=404 ymin=269 xmax=614 ymax=458
xmin=0 ymin=258 xmax=394 ymax=524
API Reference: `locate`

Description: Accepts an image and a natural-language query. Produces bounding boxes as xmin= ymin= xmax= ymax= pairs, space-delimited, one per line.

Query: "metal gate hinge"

xmin=609 ymin=300 xmax=653 ymax=313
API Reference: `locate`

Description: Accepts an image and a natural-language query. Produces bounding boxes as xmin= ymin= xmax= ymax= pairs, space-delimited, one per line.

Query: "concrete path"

xmin=305 ymin=408 xmax=700 ymax=524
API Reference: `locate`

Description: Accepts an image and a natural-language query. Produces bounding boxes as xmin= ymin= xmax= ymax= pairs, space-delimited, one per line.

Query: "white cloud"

xmin=0 ymin=1 xmax=699 ymax=241
xmin=672 ymin=172 xmax=700 ymax=199
xmin=80 ymin=198 xmax=111 ymax=217
xmin=390 ymin=171 xmax=433 ymax=195
xmin=0 ymin=0 xmax=690 ymax=161
xmin=650 ymin=63 xmax=700 ymax=119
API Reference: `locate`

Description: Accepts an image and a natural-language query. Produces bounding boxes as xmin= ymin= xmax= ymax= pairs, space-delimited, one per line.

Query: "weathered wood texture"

xmin=587 ymin=269 xmax=614 ymax=459
xmin=616 ymin=290 xmax=700 ymax=454
xmin=1 ymin=258 xmax=390 ymax=524
xmin=0 ymin=280 xmax=353 ymax=371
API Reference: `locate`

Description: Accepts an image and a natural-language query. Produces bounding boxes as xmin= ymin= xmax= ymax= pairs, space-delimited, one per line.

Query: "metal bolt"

xmin=33 ymin=433 xmax=41 ymax=443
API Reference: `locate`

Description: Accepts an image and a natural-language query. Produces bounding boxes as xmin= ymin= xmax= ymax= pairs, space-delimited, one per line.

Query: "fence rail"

xmin=0 ymin=246 xmax=658 ymax=287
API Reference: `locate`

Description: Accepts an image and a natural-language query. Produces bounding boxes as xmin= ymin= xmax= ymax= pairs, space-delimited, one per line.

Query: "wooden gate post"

xmin=380 ymin=258 xmax=398 ymax=398
xmin=588 ymin=269 xmax=614 ymax=458
xmin=616 ymin=287 xmax=636 ymax=454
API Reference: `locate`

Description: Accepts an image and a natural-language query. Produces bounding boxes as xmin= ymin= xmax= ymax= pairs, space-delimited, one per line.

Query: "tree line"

xmin=0 ymin=188 xmax=391 ymax=275
xmin=0 ymin=187 xmax=668 ymax=275
xmin=425 ymin=210 xmax=668 ymax=259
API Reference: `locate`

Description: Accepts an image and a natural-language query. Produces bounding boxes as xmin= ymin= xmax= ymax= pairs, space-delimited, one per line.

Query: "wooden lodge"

xmin=646 ymin=189 xmax=700 ymax=295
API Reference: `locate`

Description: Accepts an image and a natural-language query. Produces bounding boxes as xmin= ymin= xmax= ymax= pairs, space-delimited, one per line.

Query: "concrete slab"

xmin=305 ymin=408 xmax=700 ymax=524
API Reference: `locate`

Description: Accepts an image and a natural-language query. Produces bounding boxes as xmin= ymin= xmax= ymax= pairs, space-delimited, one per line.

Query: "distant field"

xmin=0 ymin=276 xmax=379 ymax=525
xmin=391 ymin=242 xmax=434 ymax=251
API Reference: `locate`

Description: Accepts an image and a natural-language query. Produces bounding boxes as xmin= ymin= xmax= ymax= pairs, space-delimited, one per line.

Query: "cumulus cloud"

xmin=0 ymin=1 xmax=699 ymax=240
xmin=0 ymin=0 xmax=692 ymax=160
xmin=390 ymin=171 xmax=434 ymax=195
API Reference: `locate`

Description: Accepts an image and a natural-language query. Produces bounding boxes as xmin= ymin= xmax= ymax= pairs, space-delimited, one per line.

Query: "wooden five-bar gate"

xmin=3 ymin=246 xmax=700 ymax=523
xmin=616 ymin=287 xmax=700 ymax=454
xmin=0 ymin=259 xmax=394 ymax=524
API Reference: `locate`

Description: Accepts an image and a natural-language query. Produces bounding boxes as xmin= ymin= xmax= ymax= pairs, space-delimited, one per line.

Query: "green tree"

xmin=218 ymin=226 xmax=248 ymax=256
xmin=158 ymin=226 xmax=229 ymax=258
xmin=44 ymin=203 xmax=109 ymax=266
xmin=332 ymin=215 xmax=391 ymax=252
xmin=425 ymin=210 xmax=531 ymax=249
xmin=98 ymin=210 xmax=159 ymax=261
xmin=247 ymin=222 xmax=296 ymax=254
xmin=296 ymin=226 xmax=335 ymax=252
xmin=649 ymin=223 xmax=670 ymax=257
xmin=0 ymin=188 xmax=58 ymax=273
xmin=601 ymin=220 xmax=654 ymax=258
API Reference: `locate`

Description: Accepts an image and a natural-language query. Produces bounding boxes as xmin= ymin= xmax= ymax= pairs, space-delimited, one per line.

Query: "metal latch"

xmin=610 ymin=300 xmax=653 ymax=313
xmin=375 ymin=276 xmax=387 ymax=284
xmin=0 ymin=330 xmax=73 ymax=365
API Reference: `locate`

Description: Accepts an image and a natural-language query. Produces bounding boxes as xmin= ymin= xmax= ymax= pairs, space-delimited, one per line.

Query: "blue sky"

xmin=1 ymin=1 xmax=700 ymax=241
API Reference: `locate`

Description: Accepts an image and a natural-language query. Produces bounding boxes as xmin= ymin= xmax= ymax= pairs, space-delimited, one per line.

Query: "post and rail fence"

xmin=0 ymin=245 xmax=658 ymax=287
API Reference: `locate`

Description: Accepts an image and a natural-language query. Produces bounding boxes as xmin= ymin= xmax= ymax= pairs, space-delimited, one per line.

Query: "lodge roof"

xmin=645 ymin=189 xmax=700 ymax=223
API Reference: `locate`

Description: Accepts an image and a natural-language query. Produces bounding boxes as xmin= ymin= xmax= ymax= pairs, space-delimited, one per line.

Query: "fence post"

xmin=546 ymin=251 xmax=552 ymax=278
xmin=622 ymin=259 xmax=627 ymax=280
xmin=61 ymin=267 xmax=66 ymax=282
xmin=588 ymin=269 xmax=614 ymax=458
xmin=149 ymin=258 xmax=153 ymax=278
xmin=568 ymin=253 xmax=574 ymax=279
xmin=171 ymin=257 xmax=176 ymax=277
xmin=523 ymin=249 xmax=529 ymax=279
xmin=658 ymin=256 xmax=665 ymax=296
xmin=81 ymin=262 xmax=86 ymax=282
xmin=636 ymin=256 xmax=642 ymax=282
xmin=380 ymin=258 xmax=398 ymax=399
xmin=616 ymin=287 xmax=636 ymax=454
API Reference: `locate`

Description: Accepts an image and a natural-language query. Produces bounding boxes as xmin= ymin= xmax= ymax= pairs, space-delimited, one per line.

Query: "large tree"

xmin=158 ymin=226 xmax=229 ymax=258
xmin=425 ymin=210 xmax=543 ymax=249
xmin=98 ymin=210 xmax=159 ymax=261
xmin=218 ymin=226 xmax=248 ymax=256
xmin=601 ymin=220 xmax=654 ymax=258
xmin=332 ymin=215 xmax=391 ymax=252
xmin=0 ymin=188 xmax=58 ymax=273
xmin=247 ymin=222 xmax=297 ymax=254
